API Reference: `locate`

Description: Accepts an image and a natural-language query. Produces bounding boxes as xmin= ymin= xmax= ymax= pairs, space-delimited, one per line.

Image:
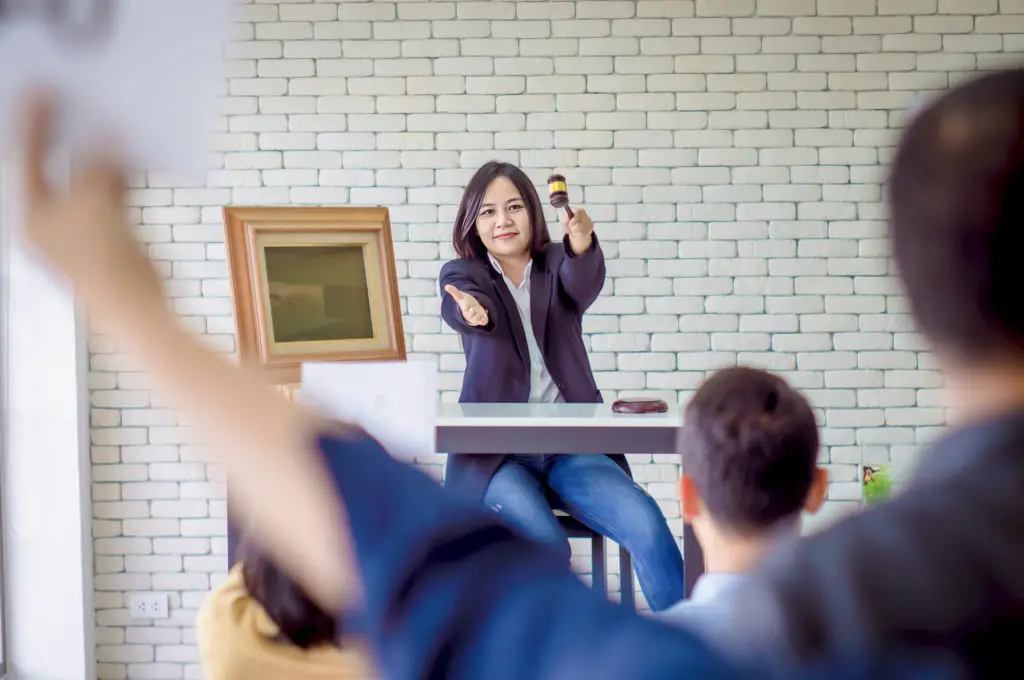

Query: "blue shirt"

xmin=316 ymin=430 xmax=962 ymax=680
xmin=657 ymin=572 xmax=750 ymax=650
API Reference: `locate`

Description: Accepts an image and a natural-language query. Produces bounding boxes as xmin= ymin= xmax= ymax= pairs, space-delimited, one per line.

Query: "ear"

xmin=679 ymin=475 xmax=703 ymax=522
xmin=803 ymin=467 xmax=829 ymax=515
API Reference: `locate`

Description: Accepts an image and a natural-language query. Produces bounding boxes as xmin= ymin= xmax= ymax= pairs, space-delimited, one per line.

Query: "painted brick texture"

xmin=90 ymin=1 xmax=1020 ymax=677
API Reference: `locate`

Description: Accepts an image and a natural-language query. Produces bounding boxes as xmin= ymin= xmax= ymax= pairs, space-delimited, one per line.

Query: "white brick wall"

xmin=90 ymin=1 xmax=1020 ymax=677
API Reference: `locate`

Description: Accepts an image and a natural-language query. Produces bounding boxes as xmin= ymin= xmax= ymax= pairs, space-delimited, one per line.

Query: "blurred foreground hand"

xmin=15 ymin=91 xmax=359 ymax=614
xmin=19 ymin=92 xmax=162 ymax=318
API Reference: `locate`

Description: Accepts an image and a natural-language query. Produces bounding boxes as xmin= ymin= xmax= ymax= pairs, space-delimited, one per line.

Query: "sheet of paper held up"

xmin=0 ymin=0 xmax=231 ymax=172
xmin=300 ymin=361 xmax=439 ymax=464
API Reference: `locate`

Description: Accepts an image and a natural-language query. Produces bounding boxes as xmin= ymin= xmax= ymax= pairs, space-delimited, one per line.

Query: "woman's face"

xmin=474 ymin=176 xmax=532 ymax=259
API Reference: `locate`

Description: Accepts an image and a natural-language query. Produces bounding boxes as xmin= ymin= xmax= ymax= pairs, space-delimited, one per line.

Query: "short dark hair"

xmin=238 ymin=537 xmax=339 ymax=649
xmin=679 ymin=366 xmax=820 ymax=534
xmin=889 ymin=69 xmax=1024 ymax=362
xmin=451 ymin=161 xmax=552 ymax=261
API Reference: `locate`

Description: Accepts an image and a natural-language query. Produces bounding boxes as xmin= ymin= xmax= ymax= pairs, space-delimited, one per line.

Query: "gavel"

xmin=547 ymin=173 xmax=574 ymax=219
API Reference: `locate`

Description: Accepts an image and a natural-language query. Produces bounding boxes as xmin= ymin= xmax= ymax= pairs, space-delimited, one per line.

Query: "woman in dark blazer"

xmin=438 ymin=161 xmax=685 ymax=611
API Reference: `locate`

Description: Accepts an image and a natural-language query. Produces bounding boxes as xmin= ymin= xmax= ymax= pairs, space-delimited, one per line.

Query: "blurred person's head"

xmin=678 ymin=367 xmax=827 ymax=573
xmin=239 ymin=537 xmax=339 ymax=649
xmin=889 ymin=68 xmax=1024 ymax=422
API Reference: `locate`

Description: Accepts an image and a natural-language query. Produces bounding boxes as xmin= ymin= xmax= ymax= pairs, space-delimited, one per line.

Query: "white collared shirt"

xmin=488 ymin=254 xmax=562 ymax=404
xmin=655 ymin=572 xmax=749 ymax=651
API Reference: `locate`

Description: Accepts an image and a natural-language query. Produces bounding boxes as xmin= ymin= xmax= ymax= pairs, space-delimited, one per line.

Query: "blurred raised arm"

xmin=16 ymin=93 xmax=358 ymax=613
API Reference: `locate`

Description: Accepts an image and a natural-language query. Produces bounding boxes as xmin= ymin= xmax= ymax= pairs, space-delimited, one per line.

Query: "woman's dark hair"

xmin=238 ymin=537 xmax=339 ymax=649
xmin=452 ymin=161 xmax=552 ymax=260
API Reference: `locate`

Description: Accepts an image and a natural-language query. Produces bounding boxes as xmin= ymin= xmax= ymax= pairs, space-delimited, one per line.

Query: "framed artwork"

xmin=223 ymin=206 xmax=406 ymax=385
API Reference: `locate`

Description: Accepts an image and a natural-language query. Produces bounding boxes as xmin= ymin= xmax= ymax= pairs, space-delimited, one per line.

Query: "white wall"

xmin=2 ymin=162 xmax=96 ymax=679
xmin=87 ymin=1 xmax=1023 ymax=677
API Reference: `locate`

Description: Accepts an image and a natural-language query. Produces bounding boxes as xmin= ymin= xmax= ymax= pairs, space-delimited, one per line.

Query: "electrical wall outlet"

xmin=129 ymin=593 xmax=169 ymax=619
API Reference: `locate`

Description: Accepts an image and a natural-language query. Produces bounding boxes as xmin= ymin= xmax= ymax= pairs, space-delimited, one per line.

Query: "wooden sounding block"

xmin=612 ymin=398 xmax=669 ymax=414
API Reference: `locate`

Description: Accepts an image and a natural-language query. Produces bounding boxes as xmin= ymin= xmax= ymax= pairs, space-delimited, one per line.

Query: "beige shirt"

xmin=196 ymin=564 xmax=375 ymax=680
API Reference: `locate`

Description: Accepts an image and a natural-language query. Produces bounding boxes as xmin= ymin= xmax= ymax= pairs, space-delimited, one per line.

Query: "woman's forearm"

xmin=568 ymin=232 xmax=593 ymax=255
xmin=558 ymin=234 xmax=605 ymax=311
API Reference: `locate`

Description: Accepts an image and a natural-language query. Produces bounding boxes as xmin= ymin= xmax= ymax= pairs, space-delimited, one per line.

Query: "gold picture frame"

xmin=223 ymin=206 xmax=406 ymax=385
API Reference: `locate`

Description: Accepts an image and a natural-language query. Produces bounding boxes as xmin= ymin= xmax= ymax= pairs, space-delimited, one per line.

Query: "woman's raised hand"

xmin=562 ymin=207 xmax=594 ymax=255
xmin=444 ymin=284 xmax=489 ymax=327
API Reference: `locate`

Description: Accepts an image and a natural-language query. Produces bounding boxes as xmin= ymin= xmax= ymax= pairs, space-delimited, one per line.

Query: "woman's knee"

xmin=494 ymin=506 xmax=572 ymax=561
xmin=484 ymin=477 xmax=567 ymax=550
xmin=615 ymin=487 xmax=676 ymax=550
xmin=483 ymin=467 xmax=547 ymax=518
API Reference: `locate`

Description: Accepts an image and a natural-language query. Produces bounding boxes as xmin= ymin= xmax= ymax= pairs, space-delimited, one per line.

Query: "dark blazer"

xmin=318 ymin=431 xmax=963 ymax=680
xmin=723 ymin=406 xmax=1024 ymax=677
xmin=439 ymin=234 xmax=631 ymax=501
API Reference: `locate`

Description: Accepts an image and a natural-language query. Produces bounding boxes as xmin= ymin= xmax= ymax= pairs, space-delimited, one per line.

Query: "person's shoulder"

xmin=441 ymin=257 xmax=487 ymax=281
xmin=655 ymin=599 xmax=731 ymax=648
xmin=656 ymin=594 xmax=752 ymax=656
xmin=196 ymin=565 xmax=250 ymax=676
xmin=656 ymin=596 xmax=715 ymax=627
xmin=198 ymin=564 xmax=248 ymax=626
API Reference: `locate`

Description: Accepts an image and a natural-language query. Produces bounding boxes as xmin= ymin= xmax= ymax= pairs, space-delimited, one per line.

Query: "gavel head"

xmin=547 ymin=174 xmax=569 ymax=209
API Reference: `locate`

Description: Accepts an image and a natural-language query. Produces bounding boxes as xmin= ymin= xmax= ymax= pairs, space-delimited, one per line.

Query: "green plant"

xmin=862 ymin=465 xmax=894 ymax=505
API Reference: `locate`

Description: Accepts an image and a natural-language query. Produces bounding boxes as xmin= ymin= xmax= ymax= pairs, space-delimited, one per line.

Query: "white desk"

xmin=435 ymin=402 xmax=703 ymax=597
xmin=229 ymin=400 xmax=704 ymax=597
xmin=436 ymin=402 xmax=682 ymax=455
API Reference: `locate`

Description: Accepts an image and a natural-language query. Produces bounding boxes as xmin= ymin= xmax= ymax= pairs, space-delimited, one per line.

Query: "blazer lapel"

xmin=488 ymin=267 xmax=529 ymax=364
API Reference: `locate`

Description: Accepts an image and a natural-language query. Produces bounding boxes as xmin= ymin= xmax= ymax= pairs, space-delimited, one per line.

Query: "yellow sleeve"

xmin=195 ymin=565 xmax=249 ymax=680
xmin=195 ymin=563 xmax=377 ymax=680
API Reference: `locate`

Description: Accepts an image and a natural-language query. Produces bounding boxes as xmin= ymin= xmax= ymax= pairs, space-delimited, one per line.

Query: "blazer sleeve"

xmin=439 ymin=259 xmax=498 ymax=335
xmin=195 ymin=566 xmax=249 ymax=680
xmin=557 ymin=233 xmax=606 ymax=313
xmin=317 ymin=432 xmax=745 ymax=680
xmin=318 ymin=432 xmax=963 ymax=680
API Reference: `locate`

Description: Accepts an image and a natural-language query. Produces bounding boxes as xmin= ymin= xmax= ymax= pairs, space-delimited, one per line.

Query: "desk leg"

xmin=683 ymin=523 xmax=704 ymax=599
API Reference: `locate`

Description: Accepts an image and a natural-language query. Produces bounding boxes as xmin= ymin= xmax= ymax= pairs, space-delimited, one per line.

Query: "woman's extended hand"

xmin=445 ymin=284 xmax=489 ymax=327
xmin=563 ymin=207 xmax=594 ymax=255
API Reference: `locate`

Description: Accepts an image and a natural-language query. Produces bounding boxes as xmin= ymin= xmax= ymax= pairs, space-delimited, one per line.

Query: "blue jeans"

xmin=482 ymin=453 xmax=685 ymax=611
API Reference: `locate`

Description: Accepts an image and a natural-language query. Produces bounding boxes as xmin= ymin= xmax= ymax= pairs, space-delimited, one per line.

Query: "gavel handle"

xmin=564 ymin=204 xmax=575 ymax=219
